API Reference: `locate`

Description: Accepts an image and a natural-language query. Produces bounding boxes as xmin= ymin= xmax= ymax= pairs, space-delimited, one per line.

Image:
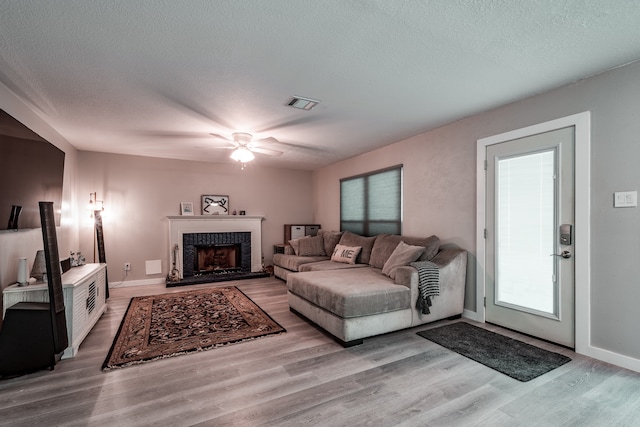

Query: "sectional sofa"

xmin=273 ymin=230 xmax=467 ymax=346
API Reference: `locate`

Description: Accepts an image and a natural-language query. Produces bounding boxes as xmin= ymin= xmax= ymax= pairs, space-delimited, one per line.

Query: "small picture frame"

xmin=202 ymin=195 xmax=229 ymax=215
xmin=180 ymin=202 xmax=194 ymax=216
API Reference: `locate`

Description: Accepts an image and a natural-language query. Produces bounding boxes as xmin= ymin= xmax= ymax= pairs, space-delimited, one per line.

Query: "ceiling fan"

xmin=209 ymin=132 xmax=284 ymax=165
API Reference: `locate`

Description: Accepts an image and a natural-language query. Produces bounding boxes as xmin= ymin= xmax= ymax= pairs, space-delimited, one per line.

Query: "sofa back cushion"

xmin=403 ymin=235 xmax=440 ymax=261
xmin=381 ymin=241 xmax=425 ymax=279
xmin=318 ymin=230 xmax=343 ymax=257
xmin=297 ymin=235 xmax=326 ymax=256
xmin=288 ymin=236 xmax=310 ymax=255
xmin=368 ymin=234 xmax=402 ymax=268
xmin=369 ymin=234 xmax=440 ymax=268
xmin=331 ymin=244 xmax=362 ymax=264
xmin=338 ymin=231 xmax=377 ymax=264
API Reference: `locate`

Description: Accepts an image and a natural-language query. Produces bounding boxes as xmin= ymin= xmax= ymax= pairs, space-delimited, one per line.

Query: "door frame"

xmin=476 ymin=111 xmax=590 ymax=353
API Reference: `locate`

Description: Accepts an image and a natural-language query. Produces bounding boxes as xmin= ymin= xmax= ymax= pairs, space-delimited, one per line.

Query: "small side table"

xmin=273 ymin=244 xmax=286 ymax=254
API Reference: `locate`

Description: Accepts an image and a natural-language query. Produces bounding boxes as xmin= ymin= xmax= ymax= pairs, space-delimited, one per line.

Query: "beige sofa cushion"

xmin=299 ymin=260 xmax=370 ymax=272
xmin=369 ymin=234 xmax=440 ymax=268
xmin=297 ymin=235 xmax=326 ymax=256
xmin=318 ymin=230 xmax=343 ymax=256
xmin=287 ymin=268 xmax=410 ymax=318
xmin=288 ymin=236 xmax=310 ymax=255
xmin=338 ymin=231 xmax=377 ymax=264
xmin=381 ymin=241 xmax=425 ymax=279
xmin=273 ymin=253 xmax=330 ymax=271
xmin=404 ymin=235 xmax=440 ymax=261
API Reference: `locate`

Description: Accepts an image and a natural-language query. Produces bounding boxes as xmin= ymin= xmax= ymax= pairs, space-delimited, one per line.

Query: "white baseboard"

xmin=582 ymin=344 xmax=640 ymax=374
xmin=462 ymin=309 xmax=482 ymax=322
xmin=109 ymin=277 xmax=166 ymax=288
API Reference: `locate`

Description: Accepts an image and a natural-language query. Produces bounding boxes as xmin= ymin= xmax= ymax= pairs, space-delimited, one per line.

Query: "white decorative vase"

xmin=17 ymin=257 xmax=28 ymax=286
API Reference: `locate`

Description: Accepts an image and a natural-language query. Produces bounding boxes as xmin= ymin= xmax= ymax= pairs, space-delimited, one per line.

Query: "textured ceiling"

xmin=1 ymin=1 xmax=639 ymax=170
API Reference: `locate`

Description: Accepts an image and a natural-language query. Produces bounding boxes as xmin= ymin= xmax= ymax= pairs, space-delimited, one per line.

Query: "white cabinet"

xmin=2 ymin=263 xmax=107 ymax=359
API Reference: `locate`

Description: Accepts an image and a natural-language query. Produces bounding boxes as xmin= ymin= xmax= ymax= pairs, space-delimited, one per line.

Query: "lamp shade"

xmin=30 ymin=249 xmax=47 ymax=281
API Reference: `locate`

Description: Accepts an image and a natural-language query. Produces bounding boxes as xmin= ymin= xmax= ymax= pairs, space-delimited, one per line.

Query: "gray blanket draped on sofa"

xmin=411 ymin=260 xmax=440 ymax=314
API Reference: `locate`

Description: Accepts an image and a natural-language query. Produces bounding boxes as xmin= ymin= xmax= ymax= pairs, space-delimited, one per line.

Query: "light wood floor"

xmin=1 ymin=277 xmax=639 ymax=426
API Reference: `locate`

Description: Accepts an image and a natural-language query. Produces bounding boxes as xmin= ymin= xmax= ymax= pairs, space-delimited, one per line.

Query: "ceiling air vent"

xmin=286 ymin=96 xmax=319 ymax=111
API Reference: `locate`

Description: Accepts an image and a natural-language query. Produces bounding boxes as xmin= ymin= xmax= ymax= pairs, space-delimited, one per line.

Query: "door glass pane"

xmin=496 ymin=150 xmax=555 ymax=314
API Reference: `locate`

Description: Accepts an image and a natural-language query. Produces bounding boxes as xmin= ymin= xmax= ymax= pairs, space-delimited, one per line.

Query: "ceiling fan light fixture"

xmin=286 ymin=96 xmax=319 ymax=111
xmin=230 ymin=146 xmax=255 ymax=163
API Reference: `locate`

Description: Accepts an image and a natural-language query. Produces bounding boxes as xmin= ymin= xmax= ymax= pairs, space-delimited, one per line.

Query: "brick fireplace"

xmin=166 ymin=216 xmax=265 ymax=286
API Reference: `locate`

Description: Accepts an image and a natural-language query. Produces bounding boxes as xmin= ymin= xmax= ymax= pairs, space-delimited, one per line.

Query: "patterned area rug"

xmin=417 ymin=322 xmax=571 ymax=382
xmin=103 ymin=286 xmax=285 ymax=370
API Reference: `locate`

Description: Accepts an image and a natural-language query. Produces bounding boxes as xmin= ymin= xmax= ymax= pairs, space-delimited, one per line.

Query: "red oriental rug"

xmin=103 ymin=286 xmax=285 ymax=370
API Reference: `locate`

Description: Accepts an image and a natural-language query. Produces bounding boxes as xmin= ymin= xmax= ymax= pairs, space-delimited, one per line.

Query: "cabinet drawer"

xmin=290 ymin=225 xmax=306 ymax=239
xmin=305 ymin=225 xmax=319 ymax=236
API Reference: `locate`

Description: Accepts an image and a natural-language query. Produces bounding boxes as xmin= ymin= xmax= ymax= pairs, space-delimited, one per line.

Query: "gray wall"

xmin=314 ymin=60 xmax=640 ymax=362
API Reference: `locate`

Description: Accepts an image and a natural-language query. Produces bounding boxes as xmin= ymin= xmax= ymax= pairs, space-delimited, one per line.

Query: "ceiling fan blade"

xmin=209 ymin=133 xmax=239 ymax=148
xmin=253 ymin=136 xmax=280 ymax=145
xmin=134 ymin=130 xmax=208 ymax=139
xmin=250 ymin=146 xmax=283 ymax=157
xmin=209 ymin=133 xmax=233 ymax=142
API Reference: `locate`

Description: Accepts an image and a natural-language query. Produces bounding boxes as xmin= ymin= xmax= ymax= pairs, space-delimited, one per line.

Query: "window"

xmin=340 ymin=165 xmax=403 ymax=236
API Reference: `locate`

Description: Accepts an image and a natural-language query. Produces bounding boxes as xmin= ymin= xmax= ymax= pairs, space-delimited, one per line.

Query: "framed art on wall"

xmin=201 ymin=195 xmax=229 ymax=215
xmin=180 ymin=202 xmax=194 ymax=215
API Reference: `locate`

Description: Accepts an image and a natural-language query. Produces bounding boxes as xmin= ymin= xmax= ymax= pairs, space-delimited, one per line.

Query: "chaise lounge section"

xmin=273 ymin=231 xmax=467 ymax=346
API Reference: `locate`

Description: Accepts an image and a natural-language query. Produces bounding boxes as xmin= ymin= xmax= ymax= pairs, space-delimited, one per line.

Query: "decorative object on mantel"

xmin=180 ymin=202 xmax=194 ymax=215
xmin=201 ymin=195 xmax=229 ymax=215
xmin=102 ymin=287 xmax=285 ymax=370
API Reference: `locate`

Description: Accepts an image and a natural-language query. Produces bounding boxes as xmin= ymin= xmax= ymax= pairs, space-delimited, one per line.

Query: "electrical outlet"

xmin=124 ymin=262 xmax=131 ymax=271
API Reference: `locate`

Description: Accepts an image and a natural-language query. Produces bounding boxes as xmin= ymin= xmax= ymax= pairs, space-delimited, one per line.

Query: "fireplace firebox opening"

xmin=195 ymin=244 xmax=241 ymax=274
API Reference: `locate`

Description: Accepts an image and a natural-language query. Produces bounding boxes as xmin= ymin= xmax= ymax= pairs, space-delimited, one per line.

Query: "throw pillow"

xmin=369 ymin=234 xmax=403 ymax=268
xmin=297 ymin=235 xmax=326 ymax=256
xmin=318 ymin=230 xmax=343 ymax=256
xmin=338 ymin=231 xmax=377 ymax=264
xmin=381 ymin=241 xmax=425 ymax=279
xmin=288 ymin=235 xmax=311 ymax=256
xmin=331 ymin=244 xmax=362 ymax=264
xmin=403 ymin=235 xmax=440 ymax=261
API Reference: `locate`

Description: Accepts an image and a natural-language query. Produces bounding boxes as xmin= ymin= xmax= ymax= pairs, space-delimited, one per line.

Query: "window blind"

xmin=340 ymin=165 xmax=402 ymax=236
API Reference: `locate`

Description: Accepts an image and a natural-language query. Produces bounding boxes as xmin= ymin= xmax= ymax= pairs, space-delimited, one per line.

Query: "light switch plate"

xmin=614 ymin=191 xmax=637 ymax=208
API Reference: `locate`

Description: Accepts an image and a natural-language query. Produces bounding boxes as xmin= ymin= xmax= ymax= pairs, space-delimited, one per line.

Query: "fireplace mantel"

xmin=167 ymin=216 xmax=264 ymax=278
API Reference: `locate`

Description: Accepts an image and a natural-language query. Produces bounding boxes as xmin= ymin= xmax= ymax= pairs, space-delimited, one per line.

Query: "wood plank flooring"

xmin=1 ymin=277 xmax=639 ymax=426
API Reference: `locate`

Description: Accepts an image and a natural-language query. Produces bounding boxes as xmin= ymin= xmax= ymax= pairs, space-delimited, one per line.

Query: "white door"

xmin=485 ymin=126 xmax=575 ymax=347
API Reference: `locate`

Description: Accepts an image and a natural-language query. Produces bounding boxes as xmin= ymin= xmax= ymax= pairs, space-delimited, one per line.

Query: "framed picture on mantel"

xmin=202 ymin=195 xmax=229 ymax=215
xmin=180 ymin=202 xmax=194 ymax=216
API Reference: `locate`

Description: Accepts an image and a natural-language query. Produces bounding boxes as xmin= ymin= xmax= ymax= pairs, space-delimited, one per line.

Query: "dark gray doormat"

xmin=417 ymin=322 xmax=571 ymax=382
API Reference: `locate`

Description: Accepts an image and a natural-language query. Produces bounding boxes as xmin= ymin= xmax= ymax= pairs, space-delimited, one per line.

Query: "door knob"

xmin=550 ymin=250 xmax=572 ymax=259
